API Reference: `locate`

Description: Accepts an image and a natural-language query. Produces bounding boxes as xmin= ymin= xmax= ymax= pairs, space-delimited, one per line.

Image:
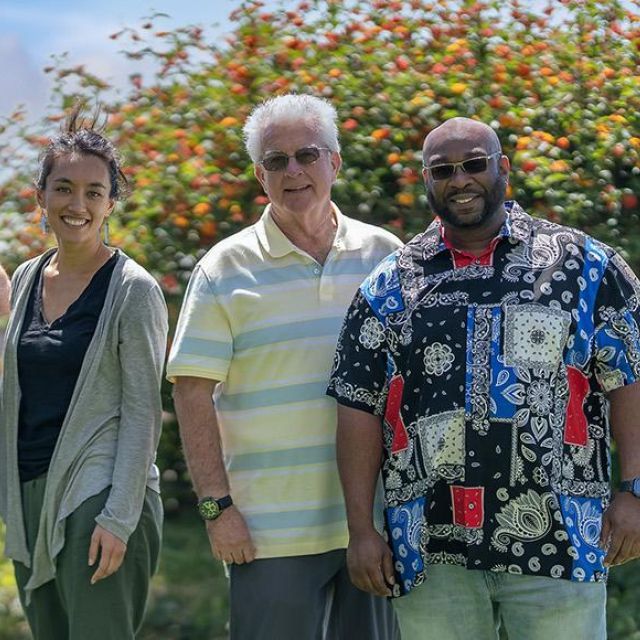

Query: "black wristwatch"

xmin=619 ymin=478 xmax=640 ymax=498
xmin=197 ymin=495 xmax=233 ymax=520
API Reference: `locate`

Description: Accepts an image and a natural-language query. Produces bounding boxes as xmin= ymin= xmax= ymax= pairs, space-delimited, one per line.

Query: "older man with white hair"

xmin=167 ymin=94 xmax=401 ymax=640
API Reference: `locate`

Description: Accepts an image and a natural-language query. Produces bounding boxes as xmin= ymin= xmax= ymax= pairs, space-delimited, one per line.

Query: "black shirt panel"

xmin=327 ymin=202 xmax=640 ymax=596
xmin=17 ymin=253 xmax=117 ymax=482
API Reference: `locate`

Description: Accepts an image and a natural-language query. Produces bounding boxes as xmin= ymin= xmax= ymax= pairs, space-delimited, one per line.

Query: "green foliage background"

xmin=0 ymin=0 xmax=639 ymax=637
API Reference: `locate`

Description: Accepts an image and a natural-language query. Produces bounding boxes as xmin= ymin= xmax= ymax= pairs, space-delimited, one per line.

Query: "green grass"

xmin=141 ymin=510 xmax=229 ymax=640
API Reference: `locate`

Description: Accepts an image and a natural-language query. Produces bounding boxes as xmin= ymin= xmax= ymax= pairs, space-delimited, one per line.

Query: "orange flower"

xmin=387 ymin=152 xmax=401 ymax=165
xmin=219 ymin=116 xmax=239 ymax=127
xmin=193 ymin=202 xmax=212 ymax=216
xmin=371 ymin=128 xmax=391 ymax=140
xmin=200 ymin=221 xmax=217 ymax=238
xmin=396 ymin=192 xmax=415 ymax=207
xmin=532 ymin=131 xmax=555 ymax=144
xmin=549 ymin=160 xmax=568 ymax=172
xmin=174 ymin=215 xmax=190 ymax=228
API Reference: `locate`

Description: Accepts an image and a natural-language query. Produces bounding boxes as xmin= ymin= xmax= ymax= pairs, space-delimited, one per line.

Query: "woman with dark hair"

xmin=0 ymin=106 xmax=168 ymax=639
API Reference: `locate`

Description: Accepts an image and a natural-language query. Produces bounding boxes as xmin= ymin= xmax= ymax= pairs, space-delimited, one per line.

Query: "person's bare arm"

xmin=600 ymin=381 xmax=640 ymax=565
xmin=337 ymin=404 xmax=395 ymax=596
xmin=0 ymin=264 xmax=10 ymax=316
xmin=173 ymin=376 xmax=255 ymax=564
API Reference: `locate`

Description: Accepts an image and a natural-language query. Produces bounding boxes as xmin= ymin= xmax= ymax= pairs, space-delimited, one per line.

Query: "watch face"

xmin=199 ymin=499 xmax=221 ymax=520
xmin=633 ymin=478 xmax=640 ymax=497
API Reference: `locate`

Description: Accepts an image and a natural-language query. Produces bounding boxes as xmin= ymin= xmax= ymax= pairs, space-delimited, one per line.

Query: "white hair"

xmin=243 ymin=94 xmax=340 ymax=163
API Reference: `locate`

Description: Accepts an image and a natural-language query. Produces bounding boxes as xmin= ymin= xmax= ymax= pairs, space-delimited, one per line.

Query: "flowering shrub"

xmin=1 ymin=0 xmax=638 ymax=291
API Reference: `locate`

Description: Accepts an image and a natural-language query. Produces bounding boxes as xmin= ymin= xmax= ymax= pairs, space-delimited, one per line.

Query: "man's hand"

xmin=206 ymin=505 xmax=256 ymax=564
xmin=601 ymin=492 xmax=640 ymax=566
xmin=346 ymin=528 xmax=395 ymax=597
xmin=88 ymin=525 xmax=127 ymax=584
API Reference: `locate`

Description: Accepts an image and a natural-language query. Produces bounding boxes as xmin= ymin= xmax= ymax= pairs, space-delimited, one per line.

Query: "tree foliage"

xmin=1 ymin=0 xmax=639 ymax=289
xmin=1 ymin=1 xmax=640 ymax=636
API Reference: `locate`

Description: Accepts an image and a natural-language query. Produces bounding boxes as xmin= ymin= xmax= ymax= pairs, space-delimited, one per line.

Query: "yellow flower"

xmin=450 ymin=82 xmax=467 ymax=95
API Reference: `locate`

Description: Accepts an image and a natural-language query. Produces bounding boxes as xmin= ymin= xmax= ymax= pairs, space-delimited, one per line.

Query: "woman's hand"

xmin=88 ymin=524 xmax=127 ymax=584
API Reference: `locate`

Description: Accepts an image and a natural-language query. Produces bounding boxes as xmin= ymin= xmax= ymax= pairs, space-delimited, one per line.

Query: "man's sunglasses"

xmin=425 ymin=152 xmax=501 ymax=181
xmin=259 ymin=146 xmax=332 ymax=172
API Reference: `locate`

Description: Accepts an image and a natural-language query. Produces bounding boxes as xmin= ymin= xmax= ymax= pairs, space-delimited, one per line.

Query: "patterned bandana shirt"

xmin=327 ymin=202 xmax=640 ymax=598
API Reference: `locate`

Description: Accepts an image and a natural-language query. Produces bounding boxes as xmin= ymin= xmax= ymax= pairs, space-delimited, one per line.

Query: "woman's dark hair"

xmin=36 ymin=103 xmax=129 ymax=200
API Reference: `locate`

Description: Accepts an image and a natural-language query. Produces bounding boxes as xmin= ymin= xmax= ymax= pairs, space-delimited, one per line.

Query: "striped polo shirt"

xmin=167 ymin=204 xmax=402 ymax=558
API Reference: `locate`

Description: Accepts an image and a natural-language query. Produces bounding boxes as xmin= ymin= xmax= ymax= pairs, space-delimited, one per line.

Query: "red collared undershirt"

xmin=440 ymin=227 xmax=502 ymax=269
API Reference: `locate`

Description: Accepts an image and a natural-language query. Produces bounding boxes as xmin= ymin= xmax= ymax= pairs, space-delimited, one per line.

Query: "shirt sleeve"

xmin=326 ymin=288 xmax=389 ymax=416
xmin=166 ymin=264 xmax=233 ymax=383
xmin=593 ymin=251 xmax=640 ymax=392
xmin=95 ymin=282 xmax=168 ymax=542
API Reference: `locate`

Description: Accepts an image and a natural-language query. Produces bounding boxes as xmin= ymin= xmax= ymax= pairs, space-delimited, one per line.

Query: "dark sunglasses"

xmin=425 ymin=152 xmax=501 ymax=181
xmin=259 ymin=146 xmax=332 ymax=172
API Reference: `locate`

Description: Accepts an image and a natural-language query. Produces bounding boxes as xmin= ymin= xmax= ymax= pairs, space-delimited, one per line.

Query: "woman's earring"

xmin=103 ymin=220 xmax=110 ymax=245
xmin=40 ymin=212 xmax=48 ymax=234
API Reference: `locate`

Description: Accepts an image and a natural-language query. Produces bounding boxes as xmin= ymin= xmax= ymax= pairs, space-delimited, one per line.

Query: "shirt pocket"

xmin=487 ymin=303 xmax=572 ymax=424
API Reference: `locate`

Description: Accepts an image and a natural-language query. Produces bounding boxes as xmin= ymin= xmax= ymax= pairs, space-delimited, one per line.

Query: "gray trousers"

xmin=13 ymin=476 xmax=162 ymax=640
xmin=229 ymin=549 xmax=400 ymax=640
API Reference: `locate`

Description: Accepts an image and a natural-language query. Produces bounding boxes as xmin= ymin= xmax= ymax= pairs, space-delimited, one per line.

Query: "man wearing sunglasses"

xmin=328 ymin=116 xmax=640 ymax=639
xmin=167 ymin=94 xmax=401 ymax=639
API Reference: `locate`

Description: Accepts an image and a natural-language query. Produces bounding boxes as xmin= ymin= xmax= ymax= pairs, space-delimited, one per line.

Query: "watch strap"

xmin=619 ymin=478 xmax=640 ymax=497
xmin=215 ymin=495 xmax=233 ymax=510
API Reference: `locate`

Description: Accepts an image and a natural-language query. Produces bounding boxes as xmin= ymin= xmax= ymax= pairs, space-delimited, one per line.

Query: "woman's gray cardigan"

xmin=0 ymin=249 xmax=168 ymax=601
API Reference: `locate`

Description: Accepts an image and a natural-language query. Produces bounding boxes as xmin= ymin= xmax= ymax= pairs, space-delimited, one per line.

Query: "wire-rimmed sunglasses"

xmin=425 ymin=152 xmax=501 ymax=181
xmin=259 ymin=146 xmax=332 ymax=172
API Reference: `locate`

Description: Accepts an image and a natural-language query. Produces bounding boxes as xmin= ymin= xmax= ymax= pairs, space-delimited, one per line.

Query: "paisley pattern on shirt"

xmin=327 ymin=202 xmax=640 ymax=597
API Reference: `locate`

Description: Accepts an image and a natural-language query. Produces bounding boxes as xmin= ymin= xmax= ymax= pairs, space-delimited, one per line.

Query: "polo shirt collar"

xmin=254 ymin=202 xmax=361 ymax=258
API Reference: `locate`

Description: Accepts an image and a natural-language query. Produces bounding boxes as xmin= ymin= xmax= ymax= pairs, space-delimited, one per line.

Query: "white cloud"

xmin=0 ymin=35 xmax=49 ymax=119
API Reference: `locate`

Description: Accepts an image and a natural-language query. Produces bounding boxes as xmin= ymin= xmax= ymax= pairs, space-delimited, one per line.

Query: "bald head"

xmin=422 ymin=118 xmax=502 ymax=165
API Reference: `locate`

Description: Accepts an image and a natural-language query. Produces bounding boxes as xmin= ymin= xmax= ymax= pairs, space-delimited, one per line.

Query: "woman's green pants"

xmin=13 ymin=476 xmax=162 ymax=640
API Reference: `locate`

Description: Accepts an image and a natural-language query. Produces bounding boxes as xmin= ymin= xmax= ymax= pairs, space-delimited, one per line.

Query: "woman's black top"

xmin=17 ymin=253 xmax=117 ymax=482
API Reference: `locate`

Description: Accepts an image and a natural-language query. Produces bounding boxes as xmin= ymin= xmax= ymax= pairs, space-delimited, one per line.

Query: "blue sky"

xmin=0 ymin=0 xmax=258 ymax=120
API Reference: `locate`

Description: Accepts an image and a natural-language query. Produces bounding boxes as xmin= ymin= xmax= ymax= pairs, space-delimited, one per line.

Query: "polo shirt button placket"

xmin=315 ymin=265 xmax=330 ymax=301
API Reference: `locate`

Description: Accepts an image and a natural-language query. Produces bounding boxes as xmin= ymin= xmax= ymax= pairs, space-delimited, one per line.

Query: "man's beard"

xmin=427 ymin=174 xmax=508 ymax=229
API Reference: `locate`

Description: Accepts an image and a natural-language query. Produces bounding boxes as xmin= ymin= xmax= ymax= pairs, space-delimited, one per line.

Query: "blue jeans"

xmin=392 ymin=564 xmax=606 ymax=640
